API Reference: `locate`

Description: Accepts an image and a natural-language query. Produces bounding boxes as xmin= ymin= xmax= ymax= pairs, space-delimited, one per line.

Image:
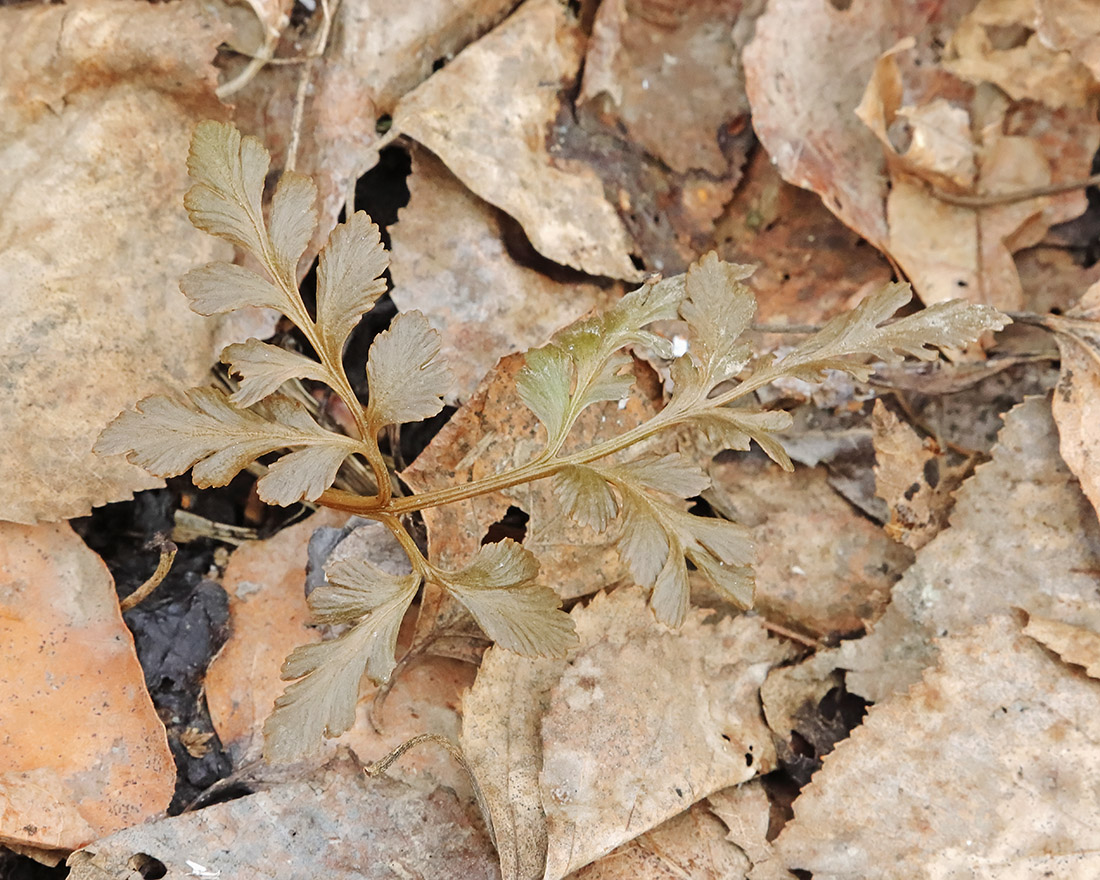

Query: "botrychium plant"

xmin=95 ymin=122 xmax=1009 ymax=762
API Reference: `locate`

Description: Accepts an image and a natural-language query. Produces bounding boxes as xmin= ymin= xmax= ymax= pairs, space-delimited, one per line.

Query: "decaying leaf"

xmin=1024 ymin=613 xmax=1100 ymax=678
xmin=539 ymin=589 xmax=795 ymax=879
xmin=67 ymin=752 xmax=499 ymax=880
xmin=389 ymin=148 xmax=617 ymax=403
xmin=0 ymin=0 xmax=236 ymax=523
xmin=871 ymin=400 xmax=962 ymax=549
xmin=462 ymin=642 xmax=566 ymax=880
xmin=566 ymin=801 xmax=752 ymax=880
xmin=578 ymin=0 xmax=755 ymax=179
xmin=706 ymin=780 xmax=779 ymax=875
xmin=390 ymin=0 xmax=641 ymax=279
xmin=462 ymin=588 xmax=794 ymax=880
xmin=0 ymin=523 xmax=174 ymax=859
xmin=775 ymin=615 xmax=1100 ymax=877
xmin=832 ymin=395 xmax=1100 ymax=703
xmin=744 ymin=0 xmax=1099 ymax=309
xmin=705 ymin=454 xmax=907 ymax=639
xmin=1048 ymin=280 xmax=1100 ymax=522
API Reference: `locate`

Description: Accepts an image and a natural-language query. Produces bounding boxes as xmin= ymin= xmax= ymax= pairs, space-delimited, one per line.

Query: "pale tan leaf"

xmin=461 ymin=647 xmax=566 ymax=880
xmin=1049 ymin=281 xmax=1100 ymax=522
xmin=441 ymin=540 xmax=577 ymax=657
xmin=67 ymin=753 xmax=497 ymax=880
xmin=872 ymin=400 xmax=960 ymax=549
xmin=706 ymin=456 xmax=907 ymax=640
xmin=256 ymin=443 xmax=352 ymax=505
xmin=179 ymin=261 xmax=289 ymax=316
xmin=825 ymin=395 xmax=1100 ymax=704
xmin=366 ymin=309 xmax=451 ymax=429
xmin=540 ymin=588 xmax=796 ymax=879
xmin=317 ymin=211 xmax=389 ymax=357
xmin=0 ymin=0 xmax=231 ymax=523
xmin=268 ymin=170 xmax=318 ymax=280
xmin=567 ymin=801 xmax=752 ymax=880
xmin=390 ymin=149 xmax=616 ymax=404
xmin=1024 ymin=614 xmax=1100 ymax=678
xmin=390 ymin=0 xmax=641 ymax=279
xmin=221 ymin=338 xmax=330 ymax=407
xmin=184 ymin=120 xmax=271 ymax=261
xmin=775 ymin=616 xmax=1100 ymax=877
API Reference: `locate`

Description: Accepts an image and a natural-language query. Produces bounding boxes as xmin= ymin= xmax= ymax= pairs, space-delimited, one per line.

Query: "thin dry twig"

xmin=363 ymin=733 xmax=498 ymax=848
xmin=286 ymin=0 xmax=340 ymax=172
xmin=931 ymin=172 xmax=1100 ymax=208
xmin=120 ymin=536 xmax=178 ymax=611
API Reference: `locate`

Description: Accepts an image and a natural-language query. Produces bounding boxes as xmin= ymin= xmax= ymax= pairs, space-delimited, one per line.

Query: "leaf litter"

xmin=9 ymin=0 xmax=1100 ymax=877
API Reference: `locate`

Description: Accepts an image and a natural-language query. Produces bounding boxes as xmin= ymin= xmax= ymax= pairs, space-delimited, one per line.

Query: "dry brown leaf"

xmin=946 ymin=0 xmax=1097 ymax=108
xmin=0 ymin=0 xmax=235 ymax=523
xmin=461 ymin=588 xmax=794 ymax=880
xmin=578 ymin=0 xmax=757 ymax=177
xmin=462 ymin=644 xmax=566 ymax=880
xmin=705 ymin=455 xmax=908 ymax=639
xmin=856 ymin=34 xmax=1092 ymax=310
xmin=833 ymin=395 xmax=1100 ymax=703
xmin=1024 ymin=613 xmax=1100 ymax=677
xmin=390 ymin=148 xmax=618 ymax=403
xmin=390 ymin=0 xmax=641 ymax=280
xmin=205 ymin=511 xmax=475 ymax=795
xmin=68 ymin=751 xmax=498 ymax=879
xmin=714 ymin=149 xmax=894 ymax=328
xmin=565 ymin=801 xmax=752 ymax=880
xmin=1016 ymin=245 xmax=1100 ymax=315
xmin=706 ymin=780 xmax=776 ymax=871
xmin=744 ymin=0 xmax=932 ymax=252
xmin=744 ymin=0 xmax=1098 ymax=310
xmin=539 ymin=588 xmax=795 ymax=879
xmin=1036 ymin=0 xmax=1100 ymax=80
xmin=228 ymin=0 xmax=517 ymax=271
xmin=871 ymin=400 xmax=962 ymax=549
xmin=775 ymin=615 xmax=1100 ymax=877
xmin=0 ymin=522 xmax=174 ymax=860
xmin=1048 ymin=280 xmax=1100 ymax=522
xmin=401 ymin=352 xmax=665 ymax=658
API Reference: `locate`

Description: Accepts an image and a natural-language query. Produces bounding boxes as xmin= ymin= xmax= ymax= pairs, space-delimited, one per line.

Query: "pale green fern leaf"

xmin=221 ymin=338 xmax=331 ymax=408
xmin=365 ymin=310 xmax=451 ymax=430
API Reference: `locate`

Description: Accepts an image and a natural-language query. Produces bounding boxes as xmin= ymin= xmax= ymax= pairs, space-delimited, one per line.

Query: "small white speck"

xmin=672 ymin=335 xmax=689 ymax=357
xmin=663 ymin=53 xmax=678 ymax=66
xmin=187 ymin=861 xmax=220 ymax=878
xmin=791 ymin=565 xmax=806 ymax=576
xmin=642 ymin=79 xmax=650 ymax=90
xmin=618 ymin=398 xmax=628 ymax=410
